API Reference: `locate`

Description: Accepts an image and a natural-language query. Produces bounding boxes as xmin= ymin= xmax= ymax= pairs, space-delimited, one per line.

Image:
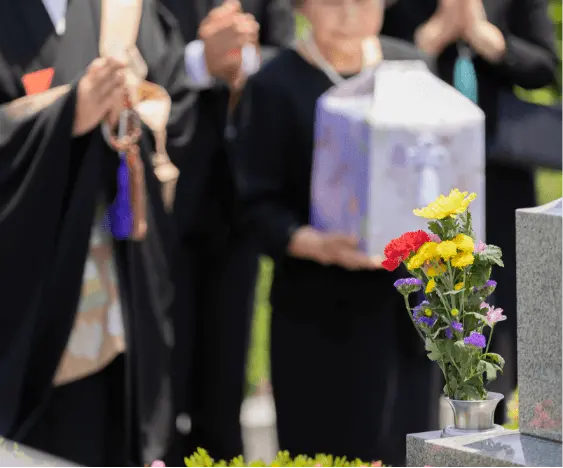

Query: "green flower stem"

xmin=403 ymin=296 xmax=426 ymax=344
xmin=485 ymin=325 xmax=494 ymax=355
xmin=461 ymin=268 xmax=467 ymax=330
xmin=442 ymin=360 xmax=452 ymax=397
xmin=422 ymin=270 xmax=451 ymax=313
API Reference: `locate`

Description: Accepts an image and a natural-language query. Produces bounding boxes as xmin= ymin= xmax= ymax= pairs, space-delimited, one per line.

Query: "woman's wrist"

xmin=287 ymin=226 xmax=325 ymax=262
xmin=464 ymin=21 xmax=506 ymax=63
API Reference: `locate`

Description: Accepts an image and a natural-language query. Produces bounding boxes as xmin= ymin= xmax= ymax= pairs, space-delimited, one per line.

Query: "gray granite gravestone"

xmin=516 ymin=199 xmax=562 ymax=442
xmin=406 ymin=198 xmax=563 ymax=467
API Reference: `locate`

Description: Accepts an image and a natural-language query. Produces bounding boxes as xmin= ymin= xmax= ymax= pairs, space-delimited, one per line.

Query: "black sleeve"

xmin=0 ymin=51 xmax=80 ymax=227
xmin=258 ymin=0 xmax=295 ymax=63
xmin=483 ymin=0 xmax=559 ymax=89
xmin=144 ymin=1 xmax=199 ymax=167
xmin=233 ymin=74 xmax=301 ymax=259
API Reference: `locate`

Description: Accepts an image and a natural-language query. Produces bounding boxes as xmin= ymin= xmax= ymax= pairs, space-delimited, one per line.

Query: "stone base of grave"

xmin=406 ymin=429 xmax=562 ymax=467
xmin=0 ymin=439 xmax=77 ymax=467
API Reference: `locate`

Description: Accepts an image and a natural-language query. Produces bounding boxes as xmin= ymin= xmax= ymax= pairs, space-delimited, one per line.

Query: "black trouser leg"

xmin=170 ymin=235 xmax=259 ymax=463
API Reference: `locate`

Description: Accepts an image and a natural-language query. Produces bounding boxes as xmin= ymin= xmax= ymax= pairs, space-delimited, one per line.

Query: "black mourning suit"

xmin=157 ymin=0 xmax=294 ymax=462
xmin=382 ymin=0 xmax=559 ymax=423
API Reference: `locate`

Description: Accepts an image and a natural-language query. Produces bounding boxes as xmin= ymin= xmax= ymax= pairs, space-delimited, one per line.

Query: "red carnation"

xmin=382 ymin=230 xmax=431 ymax=271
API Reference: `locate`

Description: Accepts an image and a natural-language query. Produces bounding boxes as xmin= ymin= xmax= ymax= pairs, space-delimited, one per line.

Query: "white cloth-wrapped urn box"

xmin=310 ymin=61 xmax=486 ymax=256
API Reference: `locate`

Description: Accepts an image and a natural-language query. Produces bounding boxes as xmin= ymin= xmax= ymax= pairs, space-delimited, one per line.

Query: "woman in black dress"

xmin=234 ymin=0 xmax=441 ymax=465
xmin=382 ymin=0 xmax=559 ymax=423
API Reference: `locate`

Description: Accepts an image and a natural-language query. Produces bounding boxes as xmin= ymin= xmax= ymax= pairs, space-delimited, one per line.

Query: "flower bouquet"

xmin=382 ymin=189 xmax=506 ymax=427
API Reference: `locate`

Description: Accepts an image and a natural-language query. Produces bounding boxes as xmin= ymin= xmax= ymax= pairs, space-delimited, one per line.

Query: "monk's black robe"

xmin=0 ymin=0 xmax=197 ymax=464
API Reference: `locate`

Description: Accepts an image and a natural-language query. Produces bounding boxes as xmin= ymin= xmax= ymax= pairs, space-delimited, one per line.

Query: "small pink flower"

xmin=483 ymin=303 xmax=506 ymax=325
xmin=371 ymin=462 xmax=382 ymax=467
xmin=151 ymin=461 xmax=166 ymax=467
xmin=474 ymin=240 xmax=487 ymax=253
xmin=428 ymin=233 xmax=441 ymax=243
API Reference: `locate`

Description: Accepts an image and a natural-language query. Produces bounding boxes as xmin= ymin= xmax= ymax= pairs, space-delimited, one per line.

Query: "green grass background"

xmin=245 ymin=4 xmax=563 ymax=393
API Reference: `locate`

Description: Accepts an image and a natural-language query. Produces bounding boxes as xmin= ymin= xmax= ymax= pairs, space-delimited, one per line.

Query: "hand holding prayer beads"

xmin=73 ymin=57 xmax=126 ymax=136
xmin=102 ymin=91 xmax=147 ymax=241
xmin=199 ymin=0 xmax=259 ymax=84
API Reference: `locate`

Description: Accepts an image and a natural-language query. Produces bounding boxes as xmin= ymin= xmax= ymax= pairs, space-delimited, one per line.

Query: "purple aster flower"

xmin=394 ymin=278 xmax=422 ymax=296
xmin=413 ymin=301 xmax=437 ymax=328
xmin=420 ymin=315 xmax=438 ymax=327
xmin=445 ymin=321 xmax=464 ymax=339
xmin=413 ymin=301 xmax=429 ymax=321
xmin=464 ymin=331 xmax=487 ymax=349
xmin=473 ymin=280 xmax=497 ymax=297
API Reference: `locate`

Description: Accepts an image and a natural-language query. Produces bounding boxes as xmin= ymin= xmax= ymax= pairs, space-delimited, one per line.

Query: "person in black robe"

xmin=0 ymin=0 xmax=197 ymax=465
xmin=155 ymin=0 xmax=294 ymax=462
xmin=233 ymin=0 xmax=441 ymax=465
xmin=381 ymin=0 xmax=559 ymax=424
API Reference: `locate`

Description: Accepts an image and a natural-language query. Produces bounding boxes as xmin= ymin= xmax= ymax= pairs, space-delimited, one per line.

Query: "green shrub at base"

xmin=184 ymin=448 xmax=384 ymax=467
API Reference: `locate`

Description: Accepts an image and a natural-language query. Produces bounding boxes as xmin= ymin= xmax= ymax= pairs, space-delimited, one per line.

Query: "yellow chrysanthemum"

xmin=425 ymin=278 xmax=436 ymax=293
xmin=453 ymin=234 xmax=475 ymax=253
xmin=408 ymin=242 xmax=438 ymax=270
xmin=413 ymin=189 xmax=477 ymax=220
xmin=436 ymin=240 xmax=458 ymax=261
xmin=454 ymin=282 xmax=464 ymax=291
xmin=424 ymin=308 xmax=433 ymax=317
xmin=407 ymin=253 xmax=425 ymax=271
xmin=451 ymin=308 xmax=459 ymax=317
xmin=426 ymin=263 xmax=446 ymax=277
xmin=417 ymin=242 xmax=439 ymax=262
xmin=451 ymin=252 xmax=475 ymax=268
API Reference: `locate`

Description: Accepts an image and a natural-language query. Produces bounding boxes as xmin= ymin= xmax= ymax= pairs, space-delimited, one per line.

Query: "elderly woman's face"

xmin=300 ymin=0 xmax=383 ymax=48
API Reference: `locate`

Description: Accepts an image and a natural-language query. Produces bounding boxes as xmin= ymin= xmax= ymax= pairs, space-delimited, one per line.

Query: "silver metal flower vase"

xmin=442 ymin=392 xmax=505 ymax=437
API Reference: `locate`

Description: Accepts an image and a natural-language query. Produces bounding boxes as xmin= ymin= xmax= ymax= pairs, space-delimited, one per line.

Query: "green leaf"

xmin=483 ymin=352 xmax=506 ymax=369
xmin=464 ymin=311 xmax=487 ymax=323
xmin=478 ymin=244 xmax=505 ymax=267
xmin=482 ymin=360 xmax=500 ymax=381
xmin=469 ymin=262 xmax=492 ymax=288
xmin=425 ymin=339 xmax=442 ymax=361
xmin=453 ymin=339 xmax=466 ymax=351
xmin=428 ymin=221 xmax=443 ymax=237
xmin=459 ymin=384 xmax=484 ymax=400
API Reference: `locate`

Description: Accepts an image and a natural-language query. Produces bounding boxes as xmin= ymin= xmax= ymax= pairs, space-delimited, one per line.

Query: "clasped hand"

xmin=433 ymin=0 xmax=487 ymax=43
xmin=198 ymin=0 xmax=259 ymax=89
xmin=417 ymin=0 xmax=505 ymax=61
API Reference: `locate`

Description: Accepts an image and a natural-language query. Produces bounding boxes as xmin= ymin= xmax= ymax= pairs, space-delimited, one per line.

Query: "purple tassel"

xmin=108 ymin=154 xmax=133 ymax=239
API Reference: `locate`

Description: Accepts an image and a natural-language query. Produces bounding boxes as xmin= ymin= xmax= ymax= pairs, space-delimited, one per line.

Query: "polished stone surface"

xmin=406 ymin=429 xmax=563 ymax=467
xmin=516 ymin=199 xmax=562 ymax=442
xmin=0 ymin=439 xmax=77 ymax=467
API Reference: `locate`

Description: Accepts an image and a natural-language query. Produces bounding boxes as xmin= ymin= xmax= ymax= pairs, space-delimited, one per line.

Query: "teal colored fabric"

xmin=454 ymin=49 xmax=478 ymax=104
